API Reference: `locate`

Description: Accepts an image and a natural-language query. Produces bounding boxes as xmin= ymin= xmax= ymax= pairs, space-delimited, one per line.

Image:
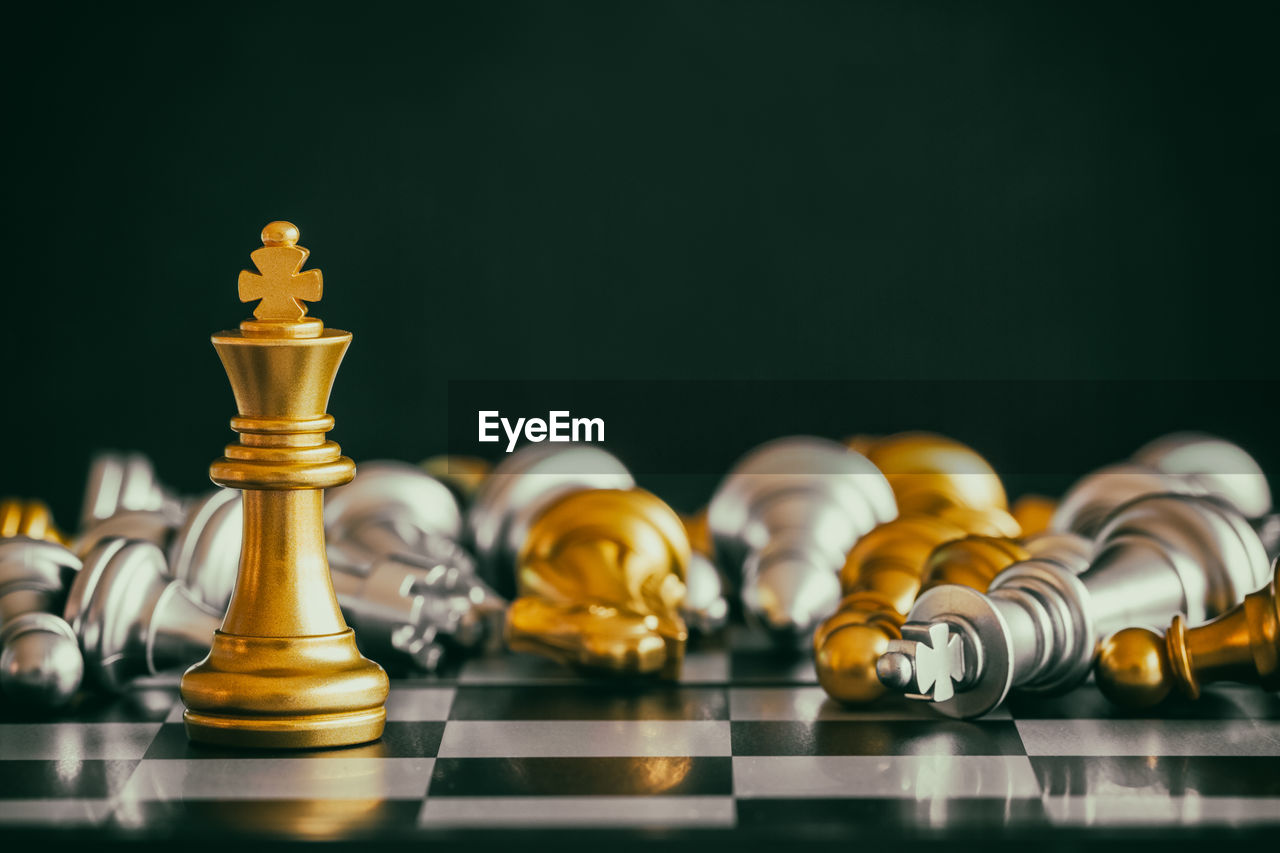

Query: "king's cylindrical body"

xmin=181 ymin=311 xmax=388 ymax=749
xmin=222 ymin=490 xmax=345 ymax=637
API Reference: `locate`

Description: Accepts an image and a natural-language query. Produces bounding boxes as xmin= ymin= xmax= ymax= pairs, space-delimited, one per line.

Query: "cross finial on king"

xmin=237 ymin=221 xmax=323 ymax=321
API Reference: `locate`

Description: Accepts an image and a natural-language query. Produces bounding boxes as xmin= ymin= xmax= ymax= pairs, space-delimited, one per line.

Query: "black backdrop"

xmin=3 ymin=1 xmax=1278 ymax=524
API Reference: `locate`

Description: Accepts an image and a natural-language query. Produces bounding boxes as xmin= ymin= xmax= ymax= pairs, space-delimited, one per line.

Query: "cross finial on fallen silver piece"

xmin=877 ymin=622 xmax=964 ymax=702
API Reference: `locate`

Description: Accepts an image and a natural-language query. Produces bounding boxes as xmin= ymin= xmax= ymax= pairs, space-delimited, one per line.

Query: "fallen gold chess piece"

xmin=465 ymin=444 xmax=690 ymax=678
xmin=1096 ymin=557 xmax=1280 ymax=707
xmin=506 ymin=487 xmax=691 ymax=679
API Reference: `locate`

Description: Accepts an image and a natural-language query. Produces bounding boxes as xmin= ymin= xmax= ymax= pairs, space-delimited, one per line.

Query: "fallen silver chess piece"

xmin=683 ymin=549 xmax=730 ymax=634
xmin=324 ymin=460 xmax=508 ymax=665
xmin=326 ymin=460 xmax=468 ymax=564
xmin=79 ymin=451 xmax=186 ymax=533
xmin=879 ymin=492 xmax=1271 ymax=717
xmin=0 ymin=538 xmax=83 ymax=708
xmin=64 ymin=538 xmax=219 ymax=692
xmin=75 ymin=489 xmax=243 ymax=614
xmin=709 ymin=436 xmax=897 ymax=644
xmin=328 ymin=541 xmax=506 ymax=671
xmin=1050 ymin=432 xmax=1272 ymax=537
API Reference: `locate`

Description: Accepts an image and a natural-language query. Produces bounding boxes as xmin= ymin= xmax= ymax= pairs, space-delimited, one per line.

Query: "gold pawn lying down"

xmin=1010 ymin=493 xmax=1057 ymax=538
xmin=0 ymin=498 xmax=67 ymax=545
xmin=506 ymin=488 xmax=690 ymax=679
xmin=815 ymin=433 xmax=1021 ymax=705
xmin=1095 ymin=557 xmax=1280 ymax=708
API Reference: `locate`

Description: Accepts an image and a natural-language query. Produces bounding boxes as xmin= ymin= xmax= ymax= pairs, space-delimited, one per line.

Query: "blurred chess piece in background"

xmin=680 ymin=510 xmax=729 ymax=635
xmin=421 ymin=455 xmax=492 ymax=509
xmin=0 ymin=537 xmax=82 ymax=708
xmin=1050 ymin=432 xmax=1272 ymax=538
xmin=79 ymin=451 xmax=185 ymax=534
xmin=65 ymin=538 xmax=219 ymax=693
xmin=470 ymin=445 xmax=690 ymax=677
xmin=326 ymin=460 xmax=504 ymax=671
xmin=709 ymin=436 xmax=896 ymax=646
xmin=0 ymin=498 xmax=69 ymax=546
xmin=508 ymin=487 xmax=691 ymax=678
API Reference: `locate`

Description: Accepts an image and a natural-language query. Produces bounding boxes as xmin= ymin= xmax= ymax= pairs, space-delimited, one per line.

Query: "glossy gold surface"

xmin=1096 ymin=558 xmax=1280 ymax=708
xmin=180 ymin=222 xmax=388 ymax=749
xmin=682 ymin=509 xmax=714 ymax=560
xmin=850 ymin=432 xmax=1009 ymax=516
xmin=506 ymin=488 xmax=690 ymax=678
xmin=0 ymin=498 xmax=66 ymax=544
xmin=421 ymin=455 xmax=491 ymax=500
xmin=1010 ymin=494 xmax=1056 ymax=537
xmin=919 ymin=535 xmax=1031 ymax=594
xmin=817 ymin=433 xmax=1018 ymax=705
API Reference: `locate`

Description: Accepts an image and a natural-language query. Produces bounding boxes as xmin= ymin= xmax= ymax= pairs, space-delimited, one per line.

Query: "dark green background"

xmin=4 ymin=1 xmax=1277 ymax=523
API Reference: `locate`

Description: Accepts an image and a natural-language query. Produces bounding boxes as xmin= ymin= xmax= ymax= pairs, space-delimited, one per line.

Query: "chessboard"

xmin=1 ymin=627 xmax=1277 ymax=847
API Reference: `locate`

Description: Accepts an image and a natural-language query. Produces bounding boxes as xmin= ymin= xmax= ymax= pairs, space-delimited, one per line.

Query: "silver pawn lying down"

xmin=709 ymin=436 xmax=896 ymax=644
xmin=0 ymin=538 xmax=83 ymax=708
xmin=75 ymin=489 xmax=242 ymax=615
xmin=64 ymin=539 xmax=219 ymax=692
xmin=879 ymin=493 xmax=1271 ymax=718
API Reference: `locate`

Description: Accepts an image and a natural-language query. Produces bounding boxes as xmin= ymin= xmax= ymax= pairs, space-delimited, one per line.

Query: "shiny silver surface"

xmin=467 ymin=445 xmax=634 ymax=594
xmin=1051 ymin=433 xmax=1271 ymax=537
xmin=708 ymin=436 xmax=896 ymax=643
xmin=326 ymin=461 xmax=465 ymax=559
xmin=0 ymin=538 xmax=84 ymax=708
xmin=75 ymin=509 xmax=177 ymax=560
xmin=1133 ymin=432 xmax=1272 ymax=519
xmin=65 ymin=539 xmax=220 ymax=693
xmin=1050 ymin=464 xmax=1188 ymax=538
xmin=320 ymin=460 xmax=507 ymax=670
xmin=1255 ymin=513 xmax=1280 ymax=561
xmin=0 ymin=612 xmax=83 ymax=708
xmin=682 ymin=552 xmax=729 ymax=634
xmin=882 ymin=494 xmax=1270 ymax=718
xmin=328 ymin=546 xmax=506 ymax=671
xmin=78 ymin=452 xmax=184 ymax=532
xmin=167 ymin=489 xmax=242 ymax=613
xmin=0 ymin=537 xmax=80 ymax=620
xmin=1023 ymin=530 xmax=1093 ymax=573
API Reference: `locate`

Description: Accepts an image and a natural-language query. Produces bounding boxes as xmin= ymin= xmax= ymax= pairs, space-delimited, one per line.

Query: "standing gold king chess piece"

xmin=1095 ymin=557 xmax=1280 ymax=708
xmin=814 ymin=433 xmax=1021 ymax=705
xmin=180 ymin=221 xmax=388 ymax=748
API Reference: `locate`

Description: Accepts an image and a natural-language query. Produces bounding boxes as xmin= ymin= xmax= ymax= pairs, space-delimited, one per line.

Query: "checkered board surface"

xmin=2 ymin=627 xmax=1278 ymax=842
